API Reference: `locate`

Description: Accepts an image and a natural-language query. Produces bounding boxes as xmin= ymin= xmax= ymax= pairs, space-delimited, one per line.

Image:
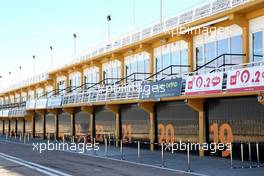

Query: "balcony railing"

xmin=1 ymin=58 xmax=264 ymax=117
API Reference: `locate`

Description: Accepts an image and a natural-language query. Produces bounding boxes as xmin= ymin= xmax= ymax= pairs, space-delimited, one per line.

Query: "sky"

xmin=0 ymin=0 xmax=203 ymax=90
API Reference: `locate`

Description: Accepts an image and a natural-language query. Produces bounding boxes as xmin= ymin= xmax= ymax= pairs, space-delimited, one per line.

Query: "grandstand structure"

xmin=1 ymin=0 xmax=264 ymax=157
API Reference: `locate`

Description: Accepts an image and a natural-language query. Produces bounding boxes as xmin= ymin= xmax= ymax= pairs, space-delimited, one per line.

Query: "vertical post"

xmin=187 ymin=142 xmax=191 ymax=172
xmin=42 ymin=113 xmax=46 ymax=140
xmin=248 ymin=142 xmax=252 ymax=168
xmin=115 ymin=113 xmax=120 ymax=147
xmin=256 ymin=143 xmax=260 ymax=167
xmin=150 ymin=112 xmax=155 ymax=151
xmin=137 ymin=141 xmax=141 ymax=163
xmin=120 ymin=139 xmax=123 ymax=160
xmin=188 ymin=37 xmax=194 ymax=72
xmin=198 ymin=111 xmax=206 ymax=156
xmin=241 ymin=143 xmax=244 ymax=168
xmin=55 ymin=113 xmax=59 ymax=141
xmin=242 ymin=22 xmax=249 ymax=64
xmin=94 ymin=138 xmax=97 ymax=155
xmin=230 ymin=143 xmax=233 ymax=169
xmin=104 ymin=137 xmax=108 ymax=157
xmin=161 ymin=143 xmax=165 ymax=167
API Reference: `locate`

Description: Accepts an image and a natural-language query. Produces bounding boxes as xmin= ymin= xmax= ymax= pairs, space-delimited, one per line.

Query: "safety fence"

xmin=1 ymin=133 xmax=264 ymax=174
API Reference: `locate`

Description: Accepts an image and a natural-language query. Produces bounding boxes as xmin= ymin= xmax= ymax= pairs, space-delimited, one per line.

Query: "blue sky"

xmin=0 ymin=0 xmax=202 ymax=90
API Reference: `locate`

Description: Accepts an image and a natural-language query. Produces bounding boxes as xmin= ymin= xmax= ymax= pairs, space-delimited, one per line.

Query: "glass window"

xmin=217 ymin=38 xmax=229 ymax=66
xmin=195 ymin=46 xmax=203 ymax=69
xmin=171 ymin=42 xmax=181 ymax=74
xmin=205 ymin=42 xmax=215 ymax=63
xmin=181 ymin=48 xmax=188 ymax=73
xmin=253 ymin=31 xmax=263 ymax=62
xmin=231 ymin=35 xmax=242 ymax=64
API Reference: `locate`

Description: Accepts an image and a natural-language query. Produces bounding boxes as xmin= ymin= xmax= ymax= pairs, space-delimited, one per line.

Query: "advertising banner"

xmin=35 ymin=98 xmax=48 ymax=109
xmin=139 ymin=78 xmax=182 ymax=100
xmin=47 ymin=97 xmax=62 ymax=108
xmin=185 ymin=73 xmax=223 ymax=95
xmin=226 ymin=65 xmax=264 ymax=93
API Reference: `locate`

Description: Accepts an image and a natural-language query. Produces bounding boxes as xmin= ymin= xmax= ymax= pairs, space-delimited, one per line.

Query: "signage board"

xmin=185 ymin=73 xmax=223 ymax=95
xmin=140 ymin=78 xmax=182 ymax=99
xmin=226 ymin=65 xmax=264 ymax=93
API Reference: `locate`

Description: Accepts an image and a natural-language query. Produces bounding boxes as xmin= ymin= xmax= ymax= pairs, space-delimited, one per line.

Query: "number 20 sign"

xmin=226 ymin=65 xmax=264 ymax=93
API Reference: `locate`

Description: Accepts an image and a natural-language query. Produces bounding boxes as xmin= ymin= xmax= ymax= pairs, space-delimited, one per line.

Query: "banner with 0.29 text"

xmin=226 ymin=65 xmax=264 ymax=93
xmin=185 ymin=72 xmax=223 ymax=95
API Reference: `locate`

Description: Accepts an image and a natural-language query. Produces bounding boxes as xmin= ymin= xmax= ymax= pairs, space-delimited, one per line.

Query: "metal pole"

xmin=24 ymin=133 xmax=26 ymax=144
xmin=108 ymin=133 xmax=111 ymax=150
xmin=27 ymin=133 xmax=29 ymax=142
xmin=120 ymin=140 xmax=123 ymax=160
xmin=241 ymin=143 xmax=244 ymax=168
xmin=6 ymin=132 xmax=8 ymax=140
xmin=230 ymin=143 xmax=233 ymax=169
xmin=104 ymin=137 xmax=108 ymax=157
xmin=20 ymin=133 xmax=22 ymax=142
xmin=94 ymin=138 xmax=97 ymax=155
xmin=187 ymin=143 xmax=191 ymax=172
xmin=15 ymin=133 xmax=16 ymax=139
xmin=161 ymin=143 xmax=164 ymax=167
xmin=133 ymin=0 xmax=136 ymax=29
xmin=256 ymin=143 xmax=260 ymax=168
xmin=160 ymin=0 xmax=163 ymax=23
xmin=63 ymin=134 xmax=65 ymax=143
xmin=137 ymin=141 xmax=141 ymax=163
xmin=248 ymin=143 xmax=252 ymax=168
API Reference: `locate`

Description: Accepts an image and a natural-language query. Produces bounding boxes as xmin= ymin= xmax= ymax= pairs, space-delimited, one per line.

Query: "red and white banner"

xmin=185 ymin=73 xmax=223 ymax=95
xmin=226 ymin=65 xmax=264 ymax=93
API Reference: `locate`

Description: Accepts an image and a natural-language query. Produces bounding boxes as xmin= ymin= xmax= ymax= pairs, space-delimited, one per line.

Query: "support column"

xmin=187 ymin=99 xmax=205 ymax=157
xmin=106 ymin=104 xmax=120 ymax=147
xmin=242 ymin=23 xmax=249 ymax=64
xmin=230 ymin=14 xmax=249 ymax=64
xmin=188 ymin=37 xmax=194 ymax=72
xmin=81 ymin=106 xmax=94 ymax=139
xmin=139 ymin=102 xmax=155 ymax=151
xmin=23 ymin=118 xmax=25 ymax=134
xmin=15 ymin=119 xmax=17 ymax=135
xmin=1 ymin=120 xmax=4 ymax=135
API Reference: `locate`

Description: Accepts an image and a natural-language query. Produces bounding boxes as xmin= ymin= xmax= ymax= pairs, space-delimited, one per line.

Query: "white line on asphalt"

xmin=0 ymin=152 xmax=72 ymax=176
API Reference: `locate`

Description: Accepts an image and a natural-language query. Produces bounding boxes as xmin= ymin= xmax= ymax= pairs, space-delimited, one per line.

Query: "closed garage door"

xmin=121 ymin=104 xmax=149 ymax=142
xmin=94 ymin=106 xmax=115 ymax=141
xmin=156 ymin=101 xmax=199 ymax=144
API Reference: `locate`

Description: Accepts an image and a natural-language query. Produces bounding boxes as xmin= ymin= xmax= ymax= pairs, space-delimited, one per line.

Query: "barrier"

xmin=137 ymin=141 xmax=141 ymax=163
xmin=248 ymin=142 xmax=252 ymax=168
xmin=161 ymin=143 xmax=165 ymax=167
xmin=241 ymin=143 xmax=244 ymax=168
xmin=187 ymin=142 xmax=191 ymax=172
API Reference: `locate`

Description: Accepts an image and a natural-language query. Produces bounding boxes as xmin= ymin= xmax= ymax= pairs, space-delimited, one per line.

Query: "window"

xmin=195 ymin=46 xmax=203 ymax=69
xmin=217 ymin=38 xmax=229 ymax=66
xmin=253 ymin=31 xmax=263 ymax=62
xmin=231 ymin=35 xmax=243 ymax=64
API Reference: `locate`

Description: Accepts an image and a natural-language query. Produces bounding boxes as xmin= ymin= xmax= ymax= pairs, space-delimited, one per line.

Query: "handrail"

xmin=145 ymin=64 xmax=190 ymax=81
xmin=193 ymin=53 xmax=246 ymax=72
xmin=115 ymin=72 xmax=152 ymax=85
